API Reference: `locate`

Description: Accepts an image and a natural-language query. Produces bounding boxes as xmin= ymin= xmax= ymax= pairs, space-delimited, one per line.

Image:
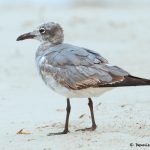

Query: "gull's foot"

xmin=76 ymin=125 xmax=97 ymax=132
xmin=47 ymin=129 xmax=69 ymax=136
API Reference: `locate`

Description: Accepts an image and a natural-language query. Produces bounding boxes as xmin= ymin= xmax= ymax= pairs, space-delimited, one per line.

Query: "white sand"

xmin=0 ymin=4 xmax=150 ymax=150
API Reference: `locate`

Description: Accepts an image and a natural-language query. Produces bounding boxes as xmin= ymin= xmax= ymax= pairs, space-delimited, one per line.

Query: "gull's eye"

xmin=39 ymin=28 xmax=46 ymax=34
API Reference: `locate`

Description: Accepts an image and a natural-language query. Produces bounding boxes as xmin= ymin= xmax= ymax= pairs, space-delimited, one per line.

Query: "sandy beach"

xmin=0 ymin=3 xmax=150 ymax=150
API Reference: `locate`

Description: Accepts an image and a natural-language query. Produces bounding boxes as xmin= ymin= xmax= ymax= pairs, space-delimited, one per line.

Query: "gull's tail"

xmin=124 ymin=75 xmax=150 ymax=86
xmin=102 ymin=75 xmax=150 ymax=87
xmin=114 ymin=75 xmax=150 ymax=87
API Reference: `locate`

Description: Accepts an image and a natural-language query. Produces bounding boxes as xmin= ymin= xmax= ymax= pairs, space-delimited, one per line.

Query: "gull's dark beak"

xmin=16 ymin=32 xmax=36 ymax=41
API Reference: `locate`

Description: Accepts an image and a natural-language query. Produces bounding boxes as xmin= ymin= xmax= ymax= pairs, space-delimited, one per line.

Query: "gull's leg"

xmin=76 ymin=98 xmax=97 ymax=131
xmin=47 ymin=98 xmax=71 ymax=136
xmin=64 ymin=98 xmax=71 ymax=133
xmin=87 ymin=98 xmax=97 ymax=130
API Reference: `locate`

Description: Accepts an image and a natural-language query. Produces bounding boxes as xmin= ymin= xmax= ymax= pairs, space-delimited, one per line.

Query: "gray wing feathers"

xmin=40 ymin=44 xmax=129 ymax=90
xmin=44 ymin=44 xmax=108 ymax=66
xmin=41 ymin=64 xmax=129 ymax=90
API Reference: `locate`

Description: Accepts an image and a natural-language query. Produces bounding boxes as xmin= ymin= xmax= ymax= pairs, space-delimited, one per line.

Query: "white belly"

xmin=44 ymin=75 xmax=113 ymax=98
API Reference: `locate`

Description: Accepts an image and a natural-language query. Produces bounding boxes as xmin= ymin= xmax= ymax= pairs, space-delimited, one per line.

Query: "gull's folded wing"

xmin=39 ymin=44 xmax=135 ymax=90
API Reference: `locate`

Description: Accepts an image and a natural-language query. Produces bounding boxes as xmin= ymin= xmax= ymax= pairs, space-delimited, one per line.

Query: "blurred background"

xmin=0 ymin=1 xmax=150 ymax=149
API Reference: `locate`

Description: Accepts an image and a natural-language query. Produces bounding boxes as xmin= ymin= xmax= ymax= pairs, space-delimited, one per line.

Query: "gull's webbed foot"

xmin=47 ymin=129 xmax=69 ymax=136
xmin=76 ymin=125 xmax=97 ymax=132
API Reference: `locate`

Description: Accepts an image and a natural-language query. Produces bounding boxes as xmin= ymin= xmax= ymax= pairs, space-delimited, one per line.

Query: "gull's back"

xmin=36 ymin=43 xmax=108 ymax=66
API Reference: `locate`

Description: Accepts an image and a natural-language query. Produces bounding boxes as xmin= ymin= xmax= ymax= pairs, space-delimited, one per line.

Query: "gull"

xmin=17 ymin=22 xmax=150 ymax=135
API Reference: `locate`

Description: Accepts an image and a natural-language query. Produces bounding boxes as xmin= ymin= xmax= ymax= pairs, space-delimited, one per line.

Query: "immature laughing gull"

xmin=17 ymin=22 xmax=150 ymax=135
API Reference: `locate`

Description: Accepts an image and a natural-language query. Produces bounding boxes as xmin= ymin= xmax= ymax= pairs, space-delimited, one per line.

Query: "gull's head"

xmin=16 ymin=22 xmax=64 ymax=44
